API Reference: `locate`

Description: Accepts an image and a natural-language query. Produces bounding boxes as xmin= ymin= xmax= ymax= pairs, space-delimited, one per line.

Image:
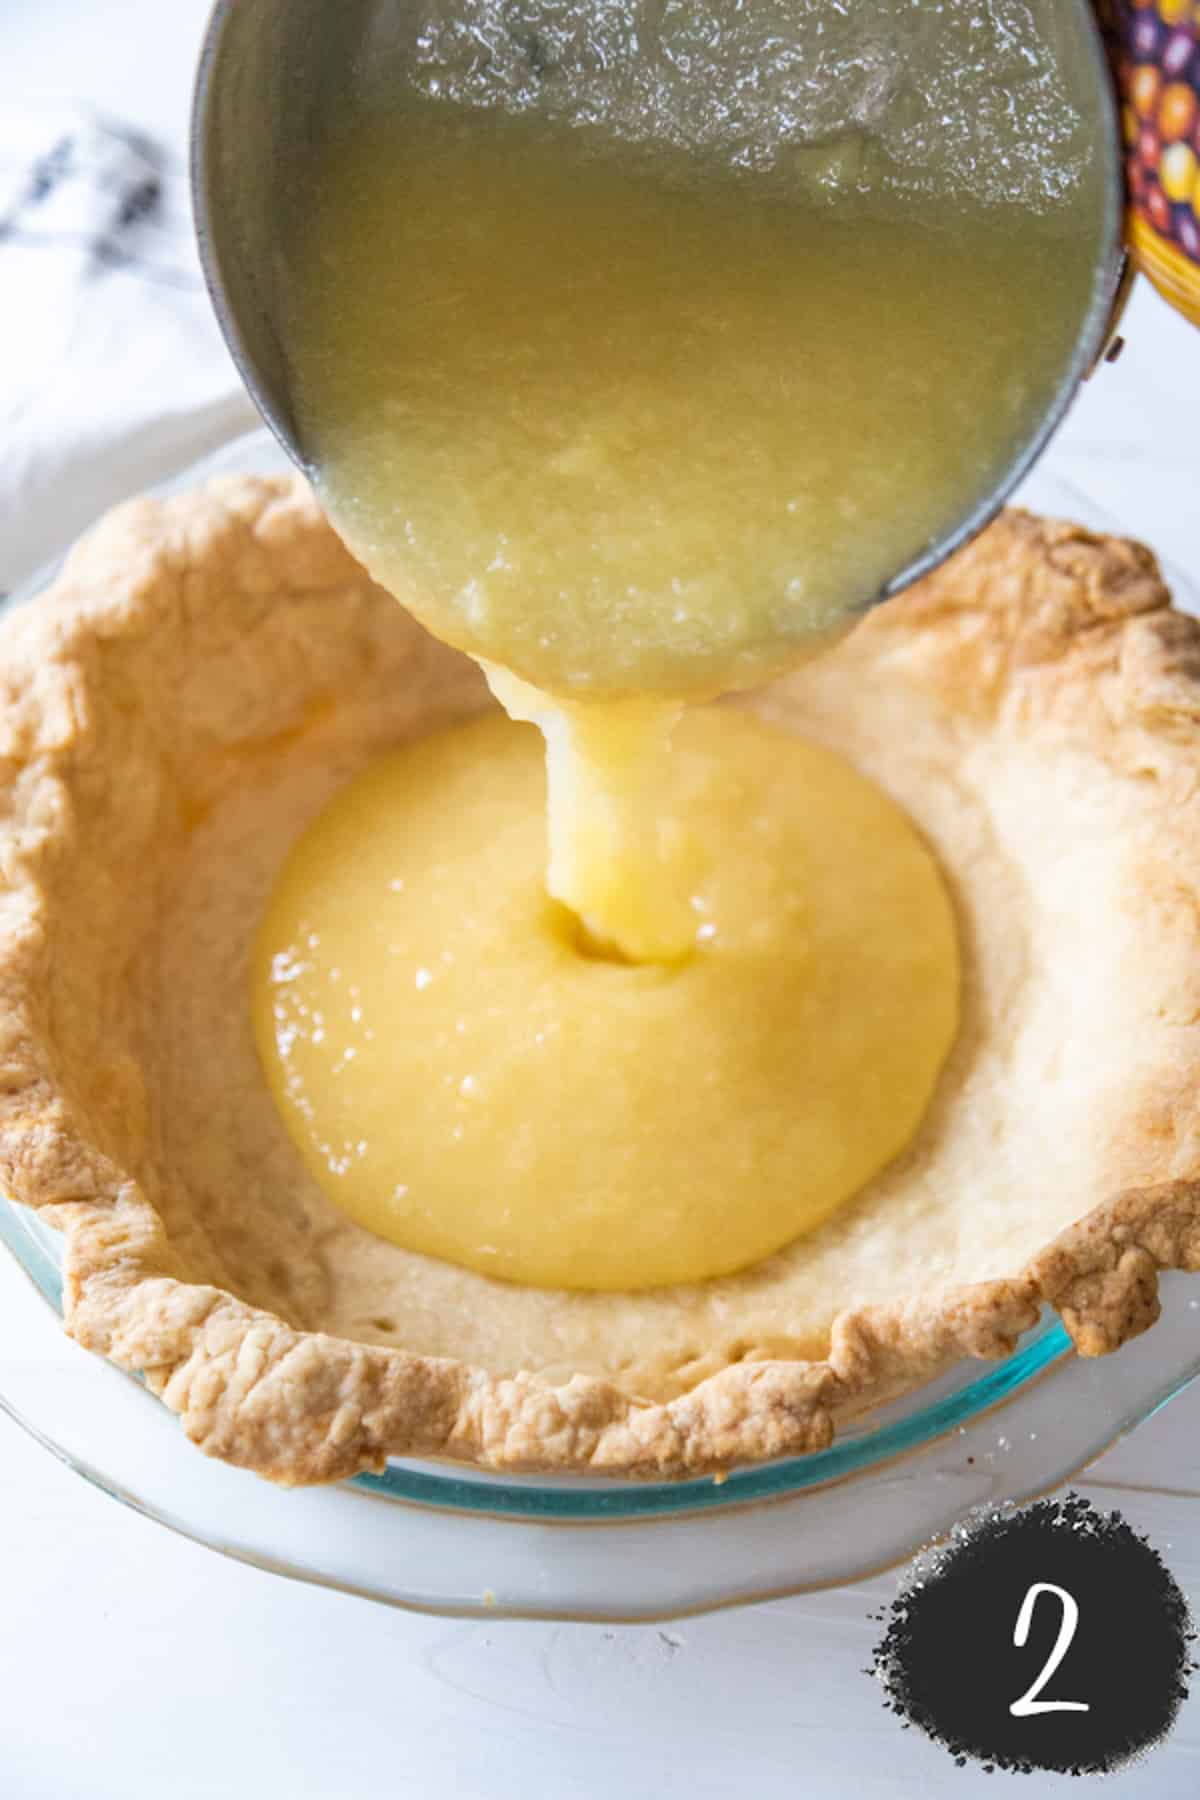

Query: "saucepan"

xmin=191 ymin=0 xmax=1130 ymax=615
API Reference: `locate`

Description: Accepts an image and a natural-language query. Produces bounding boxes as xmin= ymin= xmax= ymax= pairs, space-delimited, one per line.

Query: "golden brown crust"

xmin=2 ymin=476 xmax=1199 ymax=1482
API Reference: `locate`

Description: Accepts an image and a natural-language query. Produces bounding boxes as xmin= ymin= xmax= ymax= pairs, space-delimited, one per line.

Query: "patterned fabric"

xmin=0 ymin=104 xmax=253 ymax=592
xmin=0 ymin=110 xmax=198 ymax=287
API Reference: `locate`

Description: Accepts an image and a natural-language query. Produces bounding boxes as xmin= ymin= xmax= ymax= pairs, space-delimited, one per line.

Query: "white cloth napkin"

xmin=0 ymin=101 xmax=256 ymax=593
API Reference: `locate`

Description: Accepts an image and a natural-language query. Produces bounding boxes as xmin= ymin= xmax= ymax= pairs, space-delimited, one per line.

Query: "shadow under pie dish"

xmin=2 ymin=474 xmax=1199 ymax=1487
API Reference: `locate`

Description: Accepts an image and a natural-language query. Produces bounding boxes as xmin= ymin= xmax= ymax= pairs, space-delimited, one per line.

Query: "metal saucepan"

xmin=191 ymin=0 xmax=1128 ymax=612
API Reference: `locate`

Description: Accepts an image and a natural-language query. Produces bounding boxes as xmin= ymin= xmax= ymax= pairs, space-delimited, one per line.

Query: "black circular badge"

xmin=869 ymin=1493 xmax=1195 ymax=1775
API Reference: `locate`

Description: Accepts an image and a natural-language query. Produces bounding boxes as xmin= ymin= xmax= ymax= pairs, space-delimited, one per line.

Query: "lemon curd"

xmin=254 ymin=709 xmax=958 ymax=1290
xmin=255 ymin=60 xmax=1102 ymax=1287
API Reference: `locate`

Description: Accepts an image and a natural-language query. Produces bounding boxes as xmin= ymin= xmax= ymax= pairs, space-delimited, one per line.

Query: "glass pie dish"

xmin=2 ymin=427 xmax=1198 ymax=1622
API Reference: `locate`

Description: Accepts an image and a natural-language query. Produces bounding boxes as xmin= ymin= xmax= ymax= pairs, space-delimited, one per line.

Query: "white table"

xmin=2 ymin=6 xmax=1200 ymax=1795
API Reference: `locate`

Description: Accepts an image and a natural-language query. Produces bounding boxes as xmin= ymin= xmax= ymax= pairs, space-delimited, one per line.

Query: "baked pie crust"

xmin=2 ymin=474 xmax=1199 ymax=1484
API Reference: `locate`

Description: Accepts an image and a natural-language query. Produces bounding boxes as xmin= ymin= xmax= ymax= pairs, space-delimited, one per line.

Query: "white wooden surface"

xmin=2 ymin=5 xmax=1200 ymax=1796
